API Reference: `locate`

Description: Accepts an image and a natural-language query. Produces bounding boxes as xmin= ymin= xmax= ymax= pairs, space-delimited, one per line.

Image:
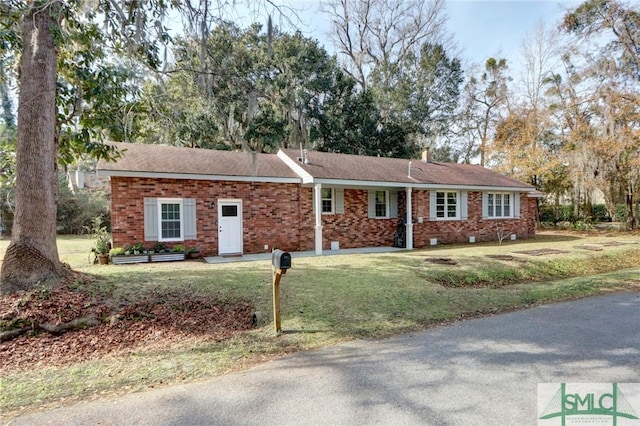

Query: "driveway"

xmin=9 ymin=292 xmax=640 ymax=425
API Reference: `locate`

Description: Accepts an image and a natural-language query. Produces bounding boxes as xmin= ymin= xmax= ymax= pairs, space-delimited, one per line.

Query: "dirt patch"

xmin=576 ymin=244 xmax=604 ymax=251
xmin=486 ymin=254 xmax=518 ymax=261
xmin=513 ymin=248 xmax=569 ymax=256
xmin=424 ymin=257 xmax=458 ymax=265
xmin=600 ymin=241 xmax=628 ymax=246
xmin=0 ymin=272 xmax=253 ymax=373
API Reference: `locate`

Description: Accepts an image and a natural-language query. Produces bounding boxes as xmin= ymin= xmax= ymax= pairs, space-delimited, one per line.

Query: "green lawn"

xmin=1 ymin=231 xmax=640 ymax=419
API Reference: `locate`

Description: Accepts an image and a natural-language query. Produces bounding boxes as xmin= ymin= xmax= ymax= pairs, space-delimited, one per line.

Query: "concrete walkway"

xmin=204 ymin=246 xmax=405 ymax=264
xmin=8 ymin=292 xmax=640 ymax=425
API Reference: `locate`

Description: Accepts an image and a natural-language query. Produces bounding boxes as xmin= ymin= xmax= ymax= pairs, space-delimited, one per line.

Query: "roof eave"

xmin=97 ymin=169 xmax=301 ymax=184
xmin=308 ymin=178 xmax=534 ymax=192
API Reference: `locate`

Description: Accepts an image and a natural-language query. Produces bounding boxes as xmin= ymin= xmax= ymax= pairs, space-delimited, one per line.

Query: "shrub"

xmin=110 ymin=247 xmax=125 ymax=256
xmin=132 ymin=242 xmax=145 ymax=253
xmin=57 ymin=174 xmax=109 ymax=234
xmin=153 ymin=242 xmax=167 ymax=252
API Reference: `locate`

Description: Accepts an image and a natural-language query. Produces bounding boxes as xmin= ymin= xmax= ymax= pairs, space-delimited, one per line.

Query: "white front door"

xmin=218 ymin=200 xmax=243 ymax=255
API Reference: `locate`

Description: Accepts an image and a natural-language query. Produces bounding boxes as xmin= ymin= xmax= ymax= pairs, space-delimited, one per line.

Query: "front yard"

xmin=1 ymin=230 xmax=640 ymax=420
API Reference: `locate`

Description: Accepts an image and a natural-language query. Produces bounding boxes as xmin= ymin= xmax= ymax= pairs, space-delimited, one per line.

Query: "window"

xmin=221 ymin=205 xmax=238 ymax=217
xmin=144 ymin=197 xmax=196 ymax=241
xmin=159 ymin=199 xmax=183 ymax=241
xmin=368 ymin=190 xmax=396 ymax=219
xmin=487 ymin=193 xmax=512 ymax=218
xmin=436 ymin=191 xmax=458 ymax=219
xmin=375 ymin=190 xmax=387 ymax=218
xmin=321 ymin=188 xmax=334 ymax=214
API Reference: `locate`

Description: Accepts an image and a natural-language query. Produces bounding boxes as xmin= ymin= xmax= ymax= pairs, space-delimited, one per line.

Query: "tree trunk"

xmin=0 ymin=4 xmax=61 ymax=295
xmin=626 ymin=188 xmax=634 ymax=231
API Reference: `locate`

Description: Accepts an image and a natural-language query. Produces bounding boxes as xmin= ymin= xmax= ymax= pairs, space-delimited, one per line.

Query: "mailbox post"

xmin=271 ymin=249 xmax=291 ymax=334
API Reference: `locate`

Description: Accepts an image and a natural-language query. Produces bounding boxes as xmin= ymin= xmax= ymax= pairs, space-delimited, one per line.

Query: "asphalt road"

xmin=8 ymin=292 xmax=640 ymax=425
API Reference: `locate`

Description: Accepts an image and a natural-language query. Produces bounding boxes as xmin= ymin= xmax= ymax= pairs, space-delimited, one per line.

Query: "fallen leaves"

xmin=0 ymin=272 xmax=254 ymax=372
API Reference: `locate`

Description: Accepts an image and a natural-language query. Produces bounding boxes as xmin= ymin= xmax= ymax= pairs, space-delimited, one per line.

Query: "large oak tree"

xmin=0 ymin=0 xmax=170 ymax=294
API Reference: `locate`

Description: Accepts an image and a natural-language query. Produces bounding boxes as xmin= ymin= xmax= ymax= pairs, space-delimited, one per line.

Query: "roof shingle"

xmin=97 ymin=142 xmax=534 ymax=190
xmin=97 ymin=142 xmax=299 ymax=179
xmin=279 ymin=149 xmax=532 ymax=189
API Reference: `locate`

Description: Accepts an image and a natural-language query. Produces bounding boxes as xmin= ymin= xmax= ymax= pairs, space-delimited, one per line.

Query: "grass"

xmin=1 ymin=230 xmax=640 ymax=419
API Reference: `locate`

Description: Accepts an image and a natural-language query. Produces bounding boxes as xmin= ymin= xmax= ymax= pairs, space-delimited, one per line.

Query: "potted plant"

xmin=150 ymin=242 xmax=185 ymax=262
xmin=110 ymin=245 xmax=149 ymax=265
xmin=132 ymin=242 xmax=145 ymax=255
xmin=110 ymin=247 xmax=126 ymax=257
xmin=87 ymin=216 xmax=111 ymax=265
xmin=187 ymin=246 xmax=201 ymax=259
xmin=153 ymin=242 xmax=167 ymax=253
xmin=94 ymin=236 xmax=110 ymax=264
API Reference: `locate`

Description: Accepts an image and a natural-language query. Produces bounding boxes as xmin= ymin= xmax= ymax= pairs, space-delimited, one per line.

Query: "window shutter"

xmin=429 ymin=191 xmax=437 ymax=220
xmin=461 ymin=191 xmax=468 ymax=220
xmin=482 ymin=192 xmax=489 ymax=219
xmin=335 ymin=188 xmax=344 ymax=214
xmin=311 ymin=188 xmax=315 ymax=215
xmin=184 ymin=198 xmax=197 ymax=239
xmin=368 ymin=190 xmax=375 ymax=218
xmin=144 ymin=198 xmax=158 ymax=241
xmin=389 ymin=190 xmax=398 ymax=219
xmin=514 ymin=192 xmax=521 ymax=218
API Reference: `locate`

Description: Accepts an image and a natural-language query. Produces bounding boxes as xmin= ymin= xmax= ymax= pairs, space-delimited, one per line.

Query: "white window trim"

xmin=435 ymin=191 xmax=460 ymax=220
xmin=486 ymin=192 xmax=514 ymax=219
xmin=321 ymin=188 xmax=335 ymax=215
xmin=375 ymin=190 xmax=390 ymax=219
xmin=158 ymin=198 xmax=184 ymax=242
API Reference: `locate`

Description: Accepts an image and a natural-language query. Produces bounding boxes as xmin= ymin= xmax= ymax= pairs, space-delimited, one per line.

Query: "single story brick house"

xmin=97 ymin=142 xmax=539 ymax=257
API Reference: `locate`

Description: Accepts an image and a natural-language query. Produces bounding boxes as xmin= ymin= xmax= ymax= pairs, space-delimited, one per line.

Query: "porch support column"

xmin=406 ymin=186 xmax=414 ymax=250
xmin=314 ymin=183 xmax=323 ymax=255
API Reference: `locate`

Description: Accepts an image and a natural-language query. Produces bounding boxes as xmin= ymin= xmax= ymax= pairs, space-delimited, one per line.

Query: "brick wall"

xmin=410 ymin=190 xmax=536 ymax=247
xmin=320 ymin=189 xmax=398 ymax=250
xmin=110 ymin=178 xmax=537 ymax=255
xmin=110 ymin=177 xmax=306 ymax=256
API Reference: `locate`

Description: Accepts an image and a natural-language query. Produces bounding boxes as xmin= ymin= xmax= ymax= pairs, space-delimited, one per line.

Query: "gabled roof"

xmin=97 ymin=142 xmax=535 ymax=191
xmin=278 ymin=149 xmax=533 ymax=191
xmin=97 ymin=142 xmax=300 ymax=182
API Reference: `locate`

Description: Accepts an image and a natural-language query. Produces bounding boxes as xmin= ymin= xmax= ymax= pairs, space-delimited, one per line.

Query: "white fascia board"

xmin=97 ymin=169 xmax=301 ymax=184
xmin=423 ymin=183 xmax=535 ymax=192
xmin=310 ymin=178 xmax=412 ymax=188
xmin=306 ymin=179 xmax=534 ymax=193
xmin=277 ymin=150 xmax=314 ymax=183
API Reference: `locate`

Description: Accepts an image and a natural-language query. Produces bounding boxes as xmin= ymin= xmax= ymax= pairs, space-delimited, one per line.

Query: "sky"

xmin=444 ymin=1 xmax=580 ymax=65
xmin=265 ymin=0 xmax=582 ymax=69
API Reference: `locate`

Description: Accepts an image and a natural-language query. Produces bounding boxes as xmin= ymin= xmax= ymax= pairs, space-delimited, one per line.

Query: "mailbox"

xmin=272 ymin=249 xmax=291 ymax=270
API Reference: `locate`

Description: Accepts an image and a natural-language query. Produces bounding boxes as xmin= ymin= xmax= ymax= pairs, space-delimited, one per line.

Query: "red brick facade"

xmin=110 ymin=177 xmax=536 ymax=256
xmin=408 ymin=190 xmax=536 ymax=246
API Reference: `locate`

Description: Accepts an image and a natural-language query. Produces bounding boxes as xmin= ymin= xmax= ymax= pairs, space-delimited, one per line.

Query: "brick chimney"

xmin=421 ymin=149 xmax=432 ymax=163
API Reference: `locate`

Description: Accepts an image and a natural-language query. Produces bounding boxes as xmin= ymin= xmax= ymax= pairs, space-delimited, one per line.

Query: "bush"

xmin=590 ymin=204 xmax=611 ymax=222
xmin=153 ymin=242 xmax=167 ymax=252
xmin=538 ymin=204 xmax=576 ymax=223
xmin=538 ymin=203 xmax=626 ymax=225
xmin=110 ymin=247 xmax=126 ymax=256
xmin=131 ymin=242 xmax=145 ymax=253
xmin=57 ymin=175 xmax=110 ymax=234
